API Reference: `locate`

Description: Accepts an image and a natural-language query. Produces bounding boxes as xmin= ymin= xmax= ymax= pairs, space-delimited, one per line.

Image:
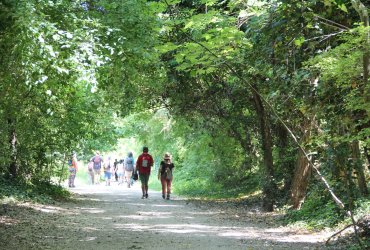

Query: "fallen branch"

xmin=326 ymin=223 xmax=357 ymax=245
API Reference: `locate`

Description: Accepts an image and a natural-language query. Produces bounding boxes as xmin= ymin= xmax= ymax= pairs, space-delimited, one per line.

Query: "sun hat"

xmin=164 ymin=152 xmax=171 ymax=160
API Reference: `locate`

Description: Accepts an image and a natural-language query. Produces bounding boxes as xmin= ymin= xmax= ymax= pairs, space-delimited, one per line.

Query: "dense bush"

xmin=0 ymin=176 xmax=70 ymax=204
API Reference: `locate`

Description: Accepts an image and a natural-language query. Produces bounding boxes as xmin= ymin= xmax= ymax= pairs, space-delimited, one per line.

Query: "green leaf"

xmin=337 ymin=4 xmax=347 ymax=13
xmin=294 ymin=36 xmax=305 ymax=47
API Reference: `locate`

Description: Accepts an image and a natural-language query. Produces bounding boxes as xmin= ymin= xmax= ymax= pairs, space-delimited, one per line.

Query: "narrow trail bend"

xmin=0 ymin=183 xmax=341 ymax=250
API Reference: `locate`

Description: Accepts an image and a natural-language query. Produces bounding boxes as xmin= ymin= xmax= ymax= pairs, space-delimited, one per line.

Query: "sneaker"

xmin=145 ymin=193 xmax=148 ymax=199
xmin=141 ymin=195 xmax=145 ymax=199
xmin=166 ymin=195 xmax=170 ymax=200
xmin=162 ymin=194 xmax=165 ymax=199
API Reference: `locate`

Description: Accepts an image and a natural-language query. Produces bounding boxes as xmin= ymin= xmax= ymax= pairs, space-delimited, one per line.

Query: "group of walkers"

xmin=67 ymin=146 xmax=175 ymax=200
xmin=87 ymin=151 xmax=136 ymax=187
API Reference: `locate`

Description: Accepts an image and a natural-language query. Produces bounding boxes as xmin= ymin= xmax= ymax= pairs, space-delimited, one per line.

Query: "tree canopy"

xmin=0 ymin=0 xmax=368 ymax=240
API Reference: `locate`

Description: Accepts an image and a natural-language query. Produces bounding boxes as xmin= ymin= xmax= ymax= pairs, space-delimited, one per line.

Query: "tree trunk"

xmin=351 ymin=0 xmax=369 ymax=101
xmin=276 ymin=123 xmax=295 ymax=194
xmin=252 ymin=85 xmax=276 ymax=212
xmin=290 ymin=118 xmax=312 ymax=210
xmin=351 ymin=140 xmax=369 ymax=196
xmin=8 ymin=118 xmax=17 ymax=178
xmin=364 ymin=146 xmax=370 ymax=169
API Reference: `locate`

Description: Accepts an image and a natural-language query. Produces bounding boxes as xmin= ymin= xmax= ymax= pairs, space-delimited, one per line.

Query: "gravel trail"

xmin=0 ymin=182 xmax=340 ymax=250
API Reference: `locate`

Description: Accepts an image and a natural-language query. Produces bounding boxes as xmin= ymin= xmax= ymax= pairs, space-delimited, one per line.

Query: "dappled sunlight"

xmin=0 ymin=184 xmax=331 ymax=250
xmin=139 ymin=211 xmax=173 ymax=217
xmin=83 ymin=209 xmax=105 ymax=214
xmin=118 ymin=215 xmax=154 ymax=221
xmin=125 ymin=203 xmax=147 ymax=207
xmin=38 ymin=184 xmax=329 ymax=248
xmin=118 ymin=210 xmax=174 ymax=221
xmin=111 ymin=220 xmax=328 ymax=244
xmin=32 ymin=206 xmax=60 ymax=214
xmin=20 ymin=203 xmax=69 ymax=214
xmin=79 ymin=236 xmax=97 ymax=242
xmin=183 ymin=216 xmax=195 ymax=219
xmin=75 ymin=197 xmax=102 ymax=202
xmin=0 ymin=216 xmax=19 ymax=226
xmin=43 ymin=235 xmax=65 ymax=239
xmin=81 ymin=227 xmax=99 ymax=231
xmin=115 ymin=198 xmax=131 ymax=202
xmin=151 ymin=204 xmax=184 ymax=208
xmin=187 ymin=211 xmax=221 ymax=216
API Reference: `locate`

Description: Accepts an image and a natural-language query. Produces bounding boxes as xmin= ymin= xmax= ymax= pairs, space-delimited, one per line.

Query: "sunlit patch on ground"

xmin=81 ymin=227 xmax=99 ymax=232
xmin=80 ymin=208 xmax=105 ymax=214
xmin=19 ymin=202 xmax=69 ymax=214
xmin=0 ymin=216 xmax=19 ymax=225
xmin=0 ymin=184 xmax=339 ymax=250
xmin=151 ymin=204 xmax=183 ymax=208
xmin=79 ymin=236 xmax=97 ymax=241
xmin=74 ymin=197 xmax=102 ymax=202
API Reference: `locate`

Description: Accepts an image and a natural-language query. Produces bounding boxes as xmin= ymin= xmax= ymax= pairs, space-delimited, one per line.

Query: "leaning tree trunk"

xmin=252 ymin=85 xmax=276 ymax=212
xmin=276 ymin=123 xmax=295 ymax=194
xmin=290 ymin=118 xmax=313 ymax=209
xmin=351 ymin=140 xmax=369 ymax=196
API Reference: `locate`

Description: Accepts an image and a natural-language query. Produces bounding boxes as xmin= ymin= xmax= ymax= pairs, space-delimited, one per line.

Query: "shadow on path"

xmin=0 ymin=182 xmax=340 ymax=250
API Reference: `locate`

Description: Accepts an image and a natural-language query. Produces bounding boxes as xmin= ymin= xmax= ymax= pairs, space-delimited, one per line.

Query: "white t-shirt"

xmin=117 ymin=162 xmax=124 ymax=174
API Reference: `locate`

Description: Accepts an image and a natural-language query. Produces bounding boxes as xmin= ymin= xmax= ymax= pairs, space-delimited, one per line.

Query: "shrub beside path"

xmin=0 ymin=182 xmax=342 ymax=249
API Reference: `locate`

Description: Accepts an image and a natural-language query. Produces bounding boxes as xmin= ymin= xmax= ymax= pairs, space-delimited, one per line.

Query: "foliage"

xmin=284 ymin=186 xmax=370 ymax=231
xmin=0 ymin=0 xmax=160 ymax=181
xmin=0 ymin=1 xmax=368 ymax=242
xmin=283 ymin=185 xmax=345 ymax=230
xmin=0 ymin=175 xmax=70 ymax=203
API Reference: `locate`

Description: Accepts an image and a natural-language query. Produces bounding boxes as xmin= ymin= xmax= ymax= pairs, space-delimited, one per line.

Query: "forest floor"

xmin=0 ymin=180 xmax=349 ymax=250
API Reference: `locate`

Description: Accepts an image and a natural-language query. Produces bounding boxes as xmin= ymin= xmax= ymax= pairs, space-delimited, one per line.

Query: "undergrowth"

xmin=172 ymin=171 xmax=261 ymax=199
xmin=0 ymin=176 xmax=71 ymax=204
xmin=283 ymin=185 xmax=370 ymax=232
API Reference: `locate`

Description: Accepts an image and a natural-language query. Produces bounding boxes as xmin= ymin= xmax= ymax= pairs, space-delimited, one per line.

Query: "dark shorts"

xmin=139 ymin=173 xmax=150 ymax=186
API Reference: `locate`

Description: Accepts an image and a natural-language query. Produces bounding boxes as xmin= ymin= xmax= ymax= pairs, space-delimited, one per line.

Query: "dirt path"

xmin=0 ymin=182 xmax=342 ymax=250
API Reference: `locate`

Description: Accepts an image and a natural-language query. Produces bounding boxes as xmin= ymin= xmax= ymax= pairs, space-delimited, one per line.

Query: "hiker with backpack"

xmin=68 ymin=153 xmax=78 ymax=188
xmin=158 ymin=152 xmax=175 ymax=200
xmin=117 ymin=158 xmax=125 ymax=185
xmin=87 ymin=160 xmax=94 ymax=185
xmin=135 ymin=147 xmax=154 ymax=199
xmin=103 ymin=156 xmax=113 ymax=186
xmin=90 ymin=151 xmax=103 ymax=185
xmin=124 ymin=152 xmax=135 ymax=188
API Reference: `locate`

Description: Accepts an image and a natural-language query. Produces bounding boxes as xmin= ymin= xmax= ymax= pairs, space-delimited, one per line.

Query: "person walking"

xmin=87 ymin=160 xmax=95 ymax=185
xmin=135 ymin=147 xmax=153 ymax=199
xmin=124 ymin=152 xmax=135 ymax=188
xmin=68 ymin=153 xmax=78 ymax=188
xmin=91 ymin=151 xmax=103 ymax=184
xmin=158 ymin=152 xmax=175 ymax=200
xmin=113 ymin=159 xmax=119 ymax=182
xmin=117 ymin=158 xmax=125 ymax=185
xmin=104 ymin=156 xmax=113 ymax=186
